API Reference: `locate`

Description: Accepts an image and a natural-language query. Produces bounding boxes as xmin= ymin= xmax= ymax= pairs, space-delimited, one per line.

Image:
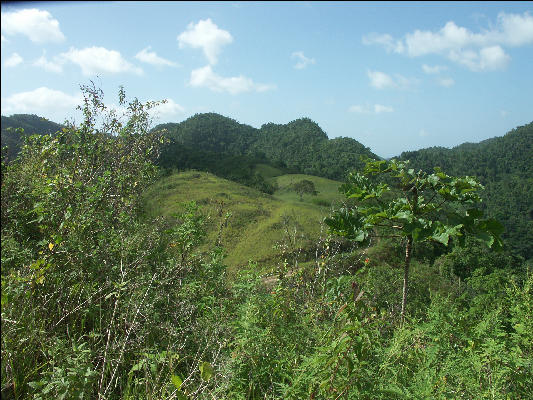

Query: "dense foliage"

xmin=155 ymin=113 xmax=378 ymax=188
xmin=325 ymin=158 xmax=504 ymax=320
xmin=399 ymin=122 xmax=533 ymax=261
xmin=1 ymin=114 xmax=63 ymax=163
xmin=1 ymin=86 xmax=230 ymax=399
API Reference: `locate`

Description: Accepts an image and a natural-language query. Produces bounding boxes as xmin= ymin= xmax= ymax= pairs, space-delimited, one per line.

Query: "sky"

xmin=1 ymin=1 xmax=532 ymax=158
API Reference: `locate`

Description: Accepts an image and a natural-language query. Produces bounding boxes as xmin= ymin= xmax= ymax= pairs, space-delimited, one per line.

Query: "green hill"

xmin=155 ymin=113 xmax=378 ymax=184
xmin=1 ymin=114 xmax=63 ymax=162
xmin=143 ymin=170 xmax=343 ymax=272
xmin=399 ymin=122 xmax=533 ymax=260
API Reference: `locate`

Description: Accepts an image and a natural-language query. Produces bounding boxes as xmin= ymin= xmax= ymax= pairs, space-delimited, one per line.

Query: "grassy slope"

xmin=143 ymin=170 xmax=343 ymax=272
xmin=270 ymin=173 xmax=345 ymax=206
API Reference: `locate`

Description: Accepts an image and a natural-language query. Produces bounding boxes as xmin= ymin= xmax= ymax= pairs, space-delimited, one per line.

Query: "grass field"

xmin=270 ymin=173 xmax=344 ymax=206
xmin=143 ymin=170 xmax=344 ymax=273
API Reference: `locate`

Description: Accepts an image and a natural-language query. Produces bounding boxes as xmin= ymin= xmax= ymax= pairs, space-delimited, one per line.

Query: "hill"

xmin=155 ymin=113 xmax=378 ymax=184
xmin=1 ymin=114 xmax=63 ymax=162
xmin=143 ymin=170 xmax=344 ymax=272
xmin=398 ymin=122 xmax=533 ymax=260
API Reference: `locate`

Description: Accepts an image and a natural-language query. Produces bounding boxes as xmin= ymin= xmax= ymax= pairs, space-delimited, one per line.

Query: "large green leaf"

xmin=171 ymin=374 xmax=183 ymax=389
xmin=199 ymin=361 xmax=214 ymax=381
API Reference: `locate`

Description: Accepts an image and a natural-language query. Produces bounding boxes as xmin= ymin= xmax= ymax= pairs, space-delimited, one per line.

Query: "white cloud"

xmin=33 ymin=53 xmax=63 ymax=73
xmin=419 ymin=129 xmax=429 ymax=137
xmin=190 ymin=65 xmax=275 ymax=95
xmin=367 ymin=70 xmax=415 ymax=90
xmin=362 ymin=33 xmax=404 ymax=53
xmin=1 ymin=8 xmax=65 ymax=43
xmin=4 ymin=52 xmax=23 ymax=67
xmin=1 ymin=87 xmax=81 ymax=121
xmin=348 ymin=104 xmax=394 ymax=114
xmin=490 ymin=12 xmax=533 ymax=46
xmin=367 ymin=70 xmax=396 ymax=89
xmin=60 ymin=47 xmax=143 ymax=76
xmin=135 ymin=46 xmax=178 ymax=67
xmin=150 ymin=98 xmax=185 ymax=121
xmin=348 ymin=105 xmax=367 ymax=113
xmin=374 ymin=104 xmax=394 ymax=114
xmin=177 ymin=19 xmax=233 ymax=65
xmin=422 ymin=64 xmax=447 ymax=74
xmin=364 ymin=11 xmax=533 ymax=71
xmin=437 ymin=77 xmax=455 ymax=87
xmin=448 ymin=45 xmax=510 ymax=71
xmin=500 ymin=110 xmax=509 ymax=118
xmin=1 ymin=34 xmax=7 ymax=42
xmin=291 ymin=51 xmax=316 ymax=69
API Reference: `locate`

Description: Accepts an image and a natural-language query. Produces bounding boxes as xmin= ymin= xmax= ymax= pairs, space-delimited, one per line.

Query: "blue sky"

xmin=1 ymin=1 xmax=532 ymax=157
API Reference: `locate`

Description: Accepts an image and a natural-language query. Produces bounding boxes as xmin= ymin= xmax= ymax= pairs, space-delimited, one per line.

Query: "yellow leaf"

xmin=49 ymin=243 xmax=54 ymax=251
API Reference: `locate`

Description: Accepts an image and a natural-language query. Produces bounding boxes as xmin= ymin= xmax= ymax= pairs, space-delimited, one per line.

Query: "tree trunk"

xmin=401 ymin=235 xmax=412 ymax=325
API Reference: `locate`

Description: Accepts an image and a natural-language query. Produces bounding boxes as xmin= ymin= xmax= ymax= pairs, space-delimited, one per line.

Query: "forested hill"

xmin=398 ymin=122 xmax=533 ymax=261
xmin=155 ymin=113 xmax=378 ymax=181
xmin=1 ymin=114 xmax=63 ymax=162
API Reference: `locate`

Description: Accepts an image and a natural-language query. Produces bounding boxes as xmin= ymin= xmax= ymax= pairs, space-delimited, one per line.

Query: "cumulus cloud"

xmin=448 ymin=45 xmax=510 ymax=71
xmin=348 ymin=104 xmax=394 ymax=114
xmin=367 ymin=70 xmax=416 ymax=90
xmin=363 ymin=11 xmax=533 ymax=71
xmin=149 ymin=98 xmax=185 ymax=120
xmin=422 ymin=64 xmax=447 ymax=74
xmin=189 ymin=65 xmax=275 ymax=95
xmin=362 ymin=33 xmax=404 ymax=53
xmin=33 ymin=53 xmax=63 ymax=73
xmin=1 ymin=87 xmax=81 ymax=121
xmin=367 ymin=70 xmax=396 ymax=89
xmin=4 ymin=52 xmax=23 ymax=67
xmin=1 ymin=8 xmax=65 ymax=43
xmin=291 ymin=51 xmax=316 ymax=69
xmin=178 ymin=19 xmax=233 ymax=65
xmin=60 ymin=47 xmax=143 ymax=76
xmin=135 ymin=46 xmax=178 ymax=67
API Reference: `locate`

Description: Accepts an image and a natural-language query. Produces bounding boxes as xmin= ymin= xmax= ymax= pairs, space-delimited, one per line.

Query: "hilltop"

xmin=1 ymin=114 xmax=63 ymax=162
xmin=155 ymin=113 xmax=379 ymax=183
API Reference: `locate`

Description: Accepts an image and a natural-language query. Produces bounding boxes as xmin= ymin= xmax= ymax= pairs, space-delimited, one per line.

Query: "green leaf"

xmin=28 ymin=381 xmax=45 ymax=389
xmin=171 ymin=374 xmax=183 ymax=389
xmin=130 ymin=359 xmax=145 ymax=373
xmin=432 ymin=232 xmax=450 ymax=245
xmin=199 ymin=361 xmax=214 ymax=381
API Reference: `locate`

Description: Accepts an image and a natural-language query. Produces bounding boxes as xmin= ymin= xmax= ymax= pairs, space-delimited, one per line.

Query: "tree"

xmin=325 ymin=158 xmax=504 ymax=322
xmin=292 ymin=179 xmax=317 ymax=201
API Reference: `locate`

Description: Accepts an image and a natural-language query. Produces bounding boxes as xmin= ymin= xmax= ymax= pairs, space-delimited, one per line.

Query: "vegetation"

xmin=399 ymin=122 xmax=533 ymax=261
xmin=1 ymin=87 xmax=531 ymax=399
xmin=325 ymin=158 xmax=504 ymax=321
xmin=1 ymin=114 xmax=63 ymax=163
xmin=291 ymin=179 xmax=318 ymax=201
xmin=155 ymin=113 xmax=379 ymax=193
xmin=142 ymin=170 xmax=337 ymax=272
